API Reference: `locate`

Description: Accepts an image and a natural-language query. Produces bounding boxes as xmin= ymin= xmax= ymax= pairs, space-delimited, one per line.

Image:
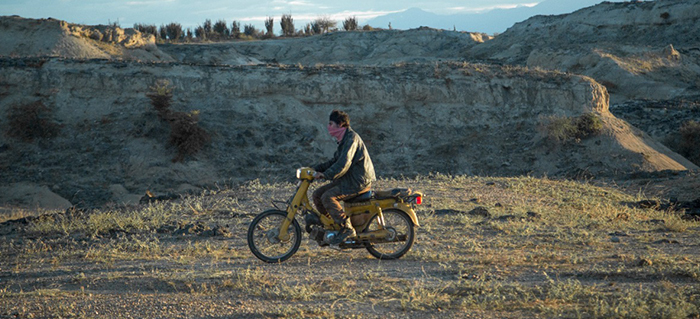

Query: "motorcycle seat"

xmin=374 ymin=188 xmax=413 ymax=199
xmin=343 ymin=190 xmax=374 ymax=203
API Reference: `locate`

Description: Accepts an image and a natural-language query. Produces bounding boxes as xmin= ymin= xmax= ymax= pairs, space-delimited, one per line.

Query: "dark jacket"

xmin=314 ymin=127 xmax=376 ymax=194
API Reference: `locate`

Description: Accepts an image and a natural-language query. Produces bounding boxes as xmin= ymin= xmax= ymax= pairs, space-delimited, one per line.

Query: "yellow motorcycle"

xmin=247 ymin=167 xmax=423 ymax=263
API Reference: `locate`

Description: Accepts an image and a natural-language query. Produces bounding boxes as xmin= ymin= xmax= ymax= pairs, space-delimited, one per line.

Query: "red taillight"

xmin=415 ymin=195 xmax=422 ymax=205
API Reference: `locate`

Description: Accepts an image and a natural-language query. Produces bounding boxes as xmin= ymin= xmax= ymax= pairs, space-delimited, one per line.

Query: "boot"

xmin=330 ymin=217 xmax=356 ymax=245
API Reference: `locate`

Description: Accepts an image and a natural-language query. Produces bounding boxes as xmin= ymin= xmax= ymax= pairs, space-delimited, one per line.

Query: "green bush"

xmin=5 ymin=101 xmax=61 ymax=142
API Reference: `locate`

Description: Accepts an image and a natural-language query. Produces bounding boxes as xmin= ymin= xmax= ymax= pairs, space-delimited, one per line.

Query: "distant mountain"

xmin=366 ymin=0 xmax=625 ymax=34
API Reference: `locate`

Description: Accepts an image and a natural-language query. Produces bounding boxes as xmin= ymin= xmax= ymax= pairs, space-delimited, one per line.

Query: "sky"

xmin=1 ymin=0 xmax=581 ymax=33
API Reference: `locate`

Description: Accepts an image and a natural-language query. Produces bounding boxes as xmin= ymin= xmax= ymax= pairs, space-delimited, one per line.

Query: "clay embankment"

xmin=1 ymin=57 xmax=695 ymax=208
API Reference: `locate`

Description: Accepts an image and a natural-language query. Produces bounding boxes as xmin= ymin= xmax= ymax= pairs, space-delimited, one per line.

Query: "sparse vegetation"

xmin=2 ymin=175 xmax=698 ymax=318
xmin=146 ymin=80 xmax=210 ymax=162
xmin=134 ymin=13 xmax=374 ymax=42
xmin=541 ymin=112 xmax=603 ymax=144
xmin=5 ymin=100 xmax=61 ymax=142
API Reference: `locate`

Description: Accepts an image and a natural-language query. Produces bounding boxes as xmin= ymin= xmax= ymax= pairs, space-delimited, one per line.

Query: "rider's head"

xmin=329 ymin=110 xmax=350 ymax=128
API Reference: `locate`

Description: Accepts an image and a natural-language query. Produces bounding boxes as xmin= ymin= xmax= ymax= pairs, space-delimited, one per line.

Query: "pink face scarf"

xmin=327 ymin=125 xmax=347 ymax=143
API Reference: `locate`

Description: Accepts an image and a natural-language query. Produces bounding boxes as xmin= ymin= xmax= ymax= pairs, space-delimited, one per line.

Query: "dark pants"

xmin=312 ymin=180 xmax=369 ymax=222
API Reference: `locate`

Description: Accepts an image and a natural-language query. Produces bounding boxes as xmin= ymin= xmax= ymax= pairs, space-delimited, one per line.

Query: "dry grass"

xmin=1 ymin=174 xmax=699 ymax=318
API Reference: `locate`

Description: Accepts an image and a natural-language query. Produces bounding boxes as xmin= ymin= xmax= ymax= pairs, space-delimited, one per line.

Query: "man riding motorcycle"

xmin=312 ymin=110 xmax=376 ymax=245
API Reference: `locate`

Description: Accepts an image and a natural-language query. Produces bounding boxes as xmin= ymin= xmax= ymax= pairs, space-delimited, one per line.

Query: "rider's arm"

xmin=321 ymin=134 xmax=359 ymax=180
xmin=313 ymin=157 xmax=335 ymax=173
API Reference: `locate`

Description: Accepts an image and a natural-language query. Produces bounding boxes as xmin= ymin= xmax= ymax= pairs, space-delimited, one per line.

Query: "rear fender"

xmin=389 ymin=202 xmax=420 ymax=227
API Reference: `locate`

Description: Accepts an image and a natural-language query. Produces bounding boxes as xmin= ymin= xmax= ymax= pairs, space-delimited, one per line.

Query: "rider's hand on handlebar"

xmin=313 ymin=172 xmax=325 ymax=180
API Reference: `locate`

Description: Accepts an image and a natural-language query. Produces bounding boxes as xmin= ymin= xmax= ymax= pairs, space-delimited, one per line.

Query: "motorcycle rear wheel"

xmin=364 ymin=209 xmax=415 ymax=260
xmin=247 ymin=210 xmax=302 ymax=263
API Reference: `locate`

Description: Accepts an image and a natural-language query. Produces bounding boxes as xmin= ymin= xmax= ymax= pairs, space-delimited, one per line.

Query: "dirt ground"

xmin=1 ymin=176 xmax=699 ymax=318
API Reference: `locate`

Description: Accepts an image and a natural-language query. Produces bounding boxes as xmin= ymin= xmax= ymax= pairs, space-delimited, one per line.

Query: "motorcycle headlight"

xmin=296 ymin=167 xmax=315 ymax=180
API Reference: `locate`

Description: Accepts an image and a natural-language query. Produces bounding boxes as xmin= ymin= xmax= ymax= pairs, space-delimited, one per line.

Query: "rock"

xmin=609 ymin=231 xmax=628 ymax=237
xmin=0 ymin=183 xmax=72 ymax=210
xmin=434 ymin=209 xmax=467 ymax=215
xmin=494 ymin=215 xmax=521 ymax=222
xmin=108 ymin=184 xmax=143 ymax=205
xmin=526 ymin=211 xmax=541 ymax=220
xmin=638 ymin=258 xmax=653 ymax=267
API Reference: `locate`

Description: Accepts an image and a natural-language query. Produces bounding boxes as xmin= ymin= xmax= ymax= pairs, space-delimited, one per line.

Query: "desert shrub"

xmin=134 ymin=23 xmax=158 ymax=38
xmin=213 ymin=20 xmax=229 ymax=38
xmin=231 ymin=21 xmax=241 ymax=39
xmin=165 ymin=22 xmax=183 ymax=41
xmin=168 ymin=111 xmax=210 ymax=161
xmin=280 ymin=14 xmax=294 ymax=37
xmin=304 ymin=23 xmax=315 ymax=36
xmin=574 ymin=112 xmax=603 ymax=139
xmin=542 ymin=112 xmax=603 ymax=144
xmin=542 ymin=116 xmax=577 ymax=144
xmin=146 ymin=80 xmax=210 ymax=162
xmin=244 ymin=24 xmax=258 ymax=37
xmin=314 ymin=16 xmax=337 ymax=33
xmin=202 ymin=19 xmax=212 ymax=35
xmin=678 ymin=120 xmax=700 ymax=164
xmin=5 ymin=101 xmax=61 ymax=142
xmin=264 ymin=17 xmax=274 ymax=38
xmin=343 ymin=16 xmax=358 ymax=31
xmin=158 ymin=24 xmax=167 ymax=40
xmin=146 ymin=79 xmax=173 ymax=116
xmin=195 ymin=26 xmax=206 ymax=40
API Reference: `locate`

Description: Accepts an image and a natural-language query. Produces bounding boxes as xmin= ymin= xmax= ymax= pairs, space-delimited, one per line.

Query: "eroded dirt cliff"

xmin=1 ymin=0 xmax=699 ymax=208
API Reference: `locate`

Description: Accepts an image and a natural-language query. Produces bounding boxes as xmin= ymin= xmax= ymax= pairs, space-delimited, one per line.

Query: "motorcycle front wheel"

xmin=247 ymin=210 xmax=302 ymax=263
xmin=364 ymin=209 xmax=415 ymax=260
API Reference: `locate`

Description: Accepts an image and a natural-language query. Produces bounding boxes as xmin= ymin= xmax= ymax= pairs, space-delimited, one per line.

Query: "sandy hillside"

xmin=0 ymin=15 xmax=173 ymax=62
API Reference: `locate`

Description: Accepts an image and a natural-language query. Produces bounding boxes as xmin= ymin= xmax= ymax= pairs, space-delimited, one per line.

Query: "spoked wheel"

xmin=247 ymin=210 xmax=302 ymax=263
xmin=365 ymin=209 xmax=415 ymax=260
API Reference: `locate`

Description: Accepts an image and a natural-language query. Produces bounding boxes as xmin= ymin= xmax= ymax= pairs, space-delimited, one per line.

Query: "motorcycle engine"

xmin=304 ymin=213 xmax=322 ymax=233
xmin=309 ymin=225 xmax=328 ymax=246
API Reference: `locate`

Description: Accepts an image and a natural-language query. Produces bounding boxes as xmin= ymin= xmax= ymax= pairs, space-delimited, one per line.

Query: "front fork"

xmin=278 ymin=179 xmax=316 ymax=241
